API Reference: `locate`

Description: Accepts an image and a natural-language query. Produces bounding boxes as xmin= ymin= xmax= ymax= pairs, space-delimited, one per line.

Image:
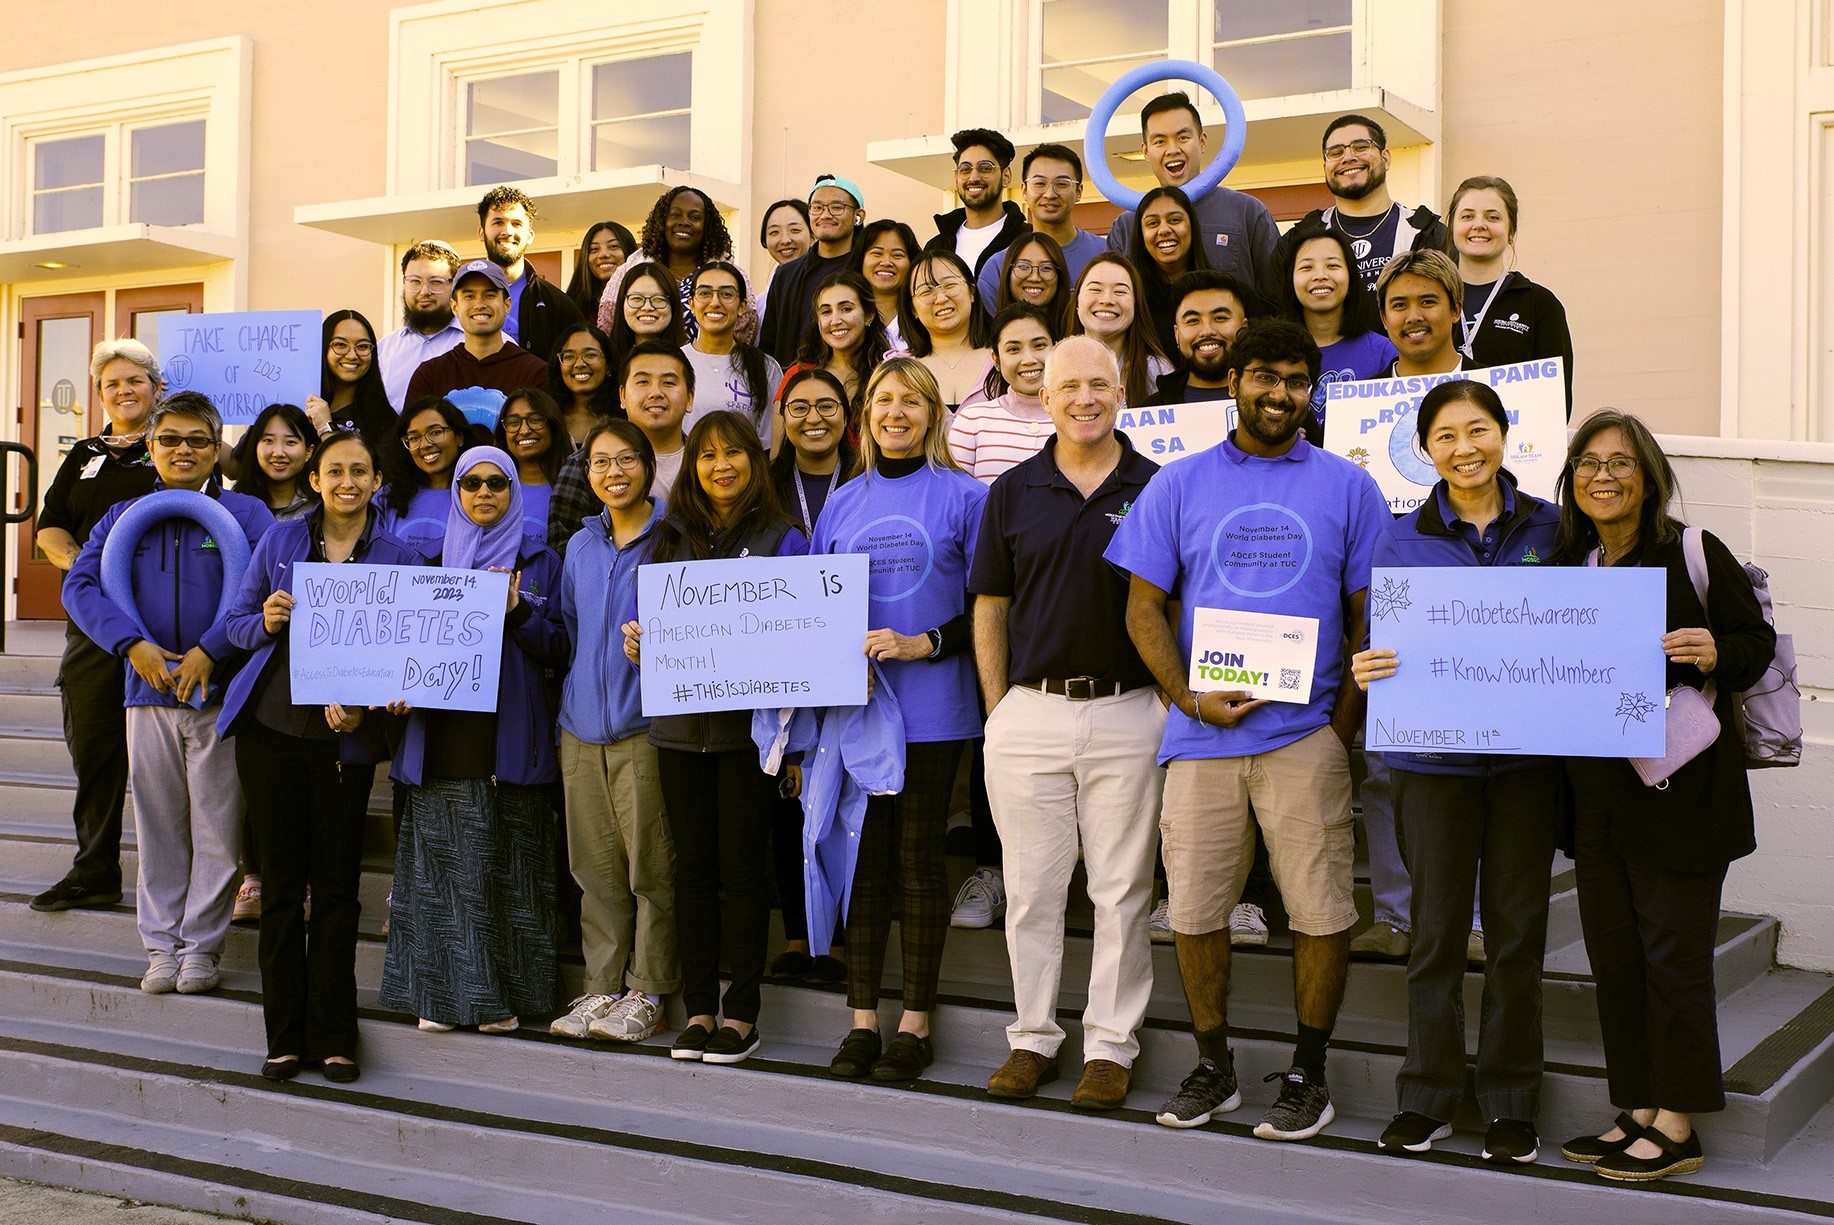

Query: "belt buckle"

xmin=1064 ymin=676 xmax=1098 ymax=702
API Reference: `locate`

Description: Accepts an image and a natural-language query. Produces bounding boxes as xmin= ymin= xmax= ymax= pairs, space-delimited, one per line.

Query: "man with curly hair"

xmin=476 ymin=185 xmax=584 ymax=366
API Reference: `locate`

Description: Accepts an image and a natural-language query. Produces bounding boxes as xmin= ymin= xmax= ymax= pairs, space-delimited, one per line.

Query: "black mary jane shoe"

xmin=321 ymin=1058 xmax=361 ymax=1084
xmin=828 ymin=1028 xmax=883 ymax=1079
xmin=1594 ymin=1127 xmax=1704 ymax=1182
xmin=869 ymin=1031 xmax=934 ymax=1083
xmin=260 ymin=1056 xmax=302 ymax=1082
xmin=1560 ymin=1112 xmax=1647 ymax=1164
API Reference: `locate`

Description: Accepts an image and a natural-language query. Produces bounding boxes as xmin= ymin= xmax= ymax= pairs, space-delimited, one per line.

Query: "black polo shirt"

xmin=37 ymin=431 xmax=157 ymax=549
xmin=969 ymin=433 xmax=1159 ymax=688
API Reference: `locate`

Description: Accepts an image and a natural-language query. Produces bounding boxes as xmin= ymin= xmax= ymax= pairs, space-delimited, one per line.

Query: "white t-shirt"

xmin=683 ymin=343 xmax=784 ymax=448
xmin=954 ymin=221 xmax=1003 ymax=273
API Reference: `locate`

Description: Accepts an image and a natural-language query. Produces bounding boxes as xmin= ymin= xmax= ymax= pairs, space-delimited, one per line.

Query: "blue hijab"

xmin=443 ymin=446 xmax=524 ymax=572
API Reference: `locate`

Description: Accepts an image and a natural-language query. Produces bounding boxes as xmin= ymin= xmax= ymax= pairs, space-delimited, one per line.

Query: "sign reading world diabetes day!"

xmin=1365 ymin=565 xmax=1668 ymax=757
xmin=1189 ymin=607 xmax=1319 ymax=703
xmin=1322 ymin=358 xmax=1567 ymax=512
xmin=157 ymin=311 xmax=321 ymax=425
xmin=288 ymin=562 xmax=510 ymax=713
xmin=638 ymin=553 xmax=870 ymax=716
xmin=1117 ymin=399 xmax=1236 ymax=464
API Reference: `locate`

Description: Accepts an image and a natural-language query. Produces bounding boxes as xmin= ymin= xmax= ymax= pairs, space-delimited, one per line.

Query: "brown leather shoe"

xmin=987 ymin=1049 xmax=1059 ymax=1099
xmin=1072 ymin=1059 xmax=1132 ymax=1111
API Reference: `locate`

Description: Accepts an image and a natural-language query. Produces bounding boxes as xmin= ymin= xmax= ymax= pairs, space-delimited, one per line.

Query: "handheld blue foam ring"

xmin=99 ymin=488 xmax=252 ymax=710
xmin=1083 ymin=60 xmax=1247 ymax=213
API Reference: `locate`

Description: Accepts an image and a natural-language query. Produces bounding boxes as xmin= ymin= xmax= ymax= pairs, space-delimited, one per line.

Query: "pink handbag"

xmin=1628 ymin=683 xmax=1720 ymax=788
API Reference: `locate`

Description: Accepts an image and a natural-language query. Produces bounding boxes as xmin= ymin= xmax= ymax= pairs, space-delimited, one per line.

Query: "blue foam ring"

xmin=1083 ymin=59 xmax=1247 ymax=213
xmin=99 ymin=488 xmax=252 ymax=709
xmin=1386 ymin=403 xmax=1439 ymax=487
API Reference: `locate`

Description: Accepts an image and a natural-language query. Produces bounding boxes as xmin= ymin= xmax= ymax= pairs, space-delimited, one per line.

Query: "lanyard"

xmin=1457 ymin=272 xmax=1510 ymax=360
xmin=793 ymin=464 xmax=841 ymax=536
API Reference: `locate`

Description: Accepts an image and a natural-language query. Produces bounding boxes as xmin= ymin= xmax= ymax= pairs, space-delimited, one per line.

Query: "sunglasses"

xmin=458 ymin=474 xmax=511 ymax=493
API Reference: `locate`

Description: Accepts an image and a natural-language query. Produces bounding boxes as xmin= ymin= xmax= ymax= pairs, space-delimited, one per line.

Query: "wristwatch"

xmin=926 ymin=628 xmax=943 ymax=659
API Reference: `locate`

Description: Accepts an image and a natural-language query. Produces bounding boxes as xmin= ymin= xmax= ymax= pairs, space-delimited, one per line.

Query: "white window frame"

xmin=26 ymin=111 xmax=209 ymax=236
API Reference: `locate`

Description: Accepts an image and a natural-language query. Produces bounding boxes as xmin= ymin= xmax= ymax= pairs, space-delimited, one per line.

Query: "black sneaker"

xmin=1482 ymin=1118 xmax=1539 ymax=1164
xmin=1378 ymin=1111 xmax=1452 ymax=1154
xmin=1253 ymin=1067 xmax=1335 ymax=1141
xmin=670 ymin=1022 xmax=714 ymax=1061
xmin=1155 ymin=1057 xmax=1242 ymax=1129
xmin=31 ymin=878 xmax=122 ymax=912
xmin=700 ymin=1025 xmax=760 ymax=1066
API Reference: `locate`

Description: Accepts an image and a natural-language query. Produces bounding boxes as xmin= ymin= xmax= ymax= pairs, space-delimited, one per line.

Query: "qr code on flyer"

xmin=1278 ymin=668 xmax=1302 ymax=691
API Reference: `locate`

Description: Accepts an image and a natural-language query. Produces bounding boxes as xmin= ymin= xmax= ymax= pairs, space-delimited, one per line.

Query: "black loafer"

xmin=1561 ymin=1112 xmax=1647 ymax=1164
xmin=671 ymin=1022 xmax=714 ymax=1061
xmin=768 ymin=950 xmax=813 ymax=979
xmin=870 ymin=1031 xmax=934 ymax=1082
xmin=829 ymin=1028 xmax=882 ymax=1078
xmin=1594 ymin=1128 xmax=1704 ymax=1182
xmin=808 ymin=955 xmax=847 ymax=983
xmin=321 ymin=1059 xmax=360 ymax=1084
xmin=260 ymin=1056 xmax=301 ymax=1081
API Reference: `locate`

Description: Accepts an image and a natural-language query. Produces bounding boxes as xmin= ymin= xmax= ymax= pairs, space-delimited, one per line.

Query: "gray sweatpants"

xmin=126 ymin=703 xmax=244 ymax=958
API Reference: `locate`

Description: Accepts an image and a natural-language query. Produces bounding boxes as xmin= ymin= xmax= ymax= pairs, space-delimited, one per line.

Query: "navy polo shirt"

xmin=1436 ymin=477 xmax=1515 ymax=565
xmin=969 ymin=433 xmax=1159 ymax=688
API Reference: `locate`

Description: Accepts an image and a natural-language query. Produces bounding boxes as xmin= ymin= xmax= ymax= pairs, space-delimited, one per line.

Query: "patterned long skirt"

xmin=379 ymin=777 xmax=559 ymax=1026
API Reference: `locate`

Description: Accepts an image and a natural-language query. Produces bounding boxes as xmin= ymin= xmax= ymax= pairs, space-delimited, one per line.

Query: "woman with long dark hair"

xmin=899 ymin=250 xmax=994 ymax=415
xmin=1131 ymin=186 xmax=1211 ymax=358
xmin=494 ymin=388 xmax=567 ymax=539
xmin=686 ymin=262 xmax=783 ymax=445
xmin=1070 ymin=253 xmax=1170 ymax=407
xmin=948 ymin=304 xmax=1056 ymax=483
xmin=622 ymin=413 xmax=809 ymax=1065
xmin=379 ymin=396 xmax=473 ymax=559
xmin=566 ymin=221 xmax=636 ymax=318
xmin=604 ymin=261 xmax=689 ymax=373
xmin=787 ymin=272 xmax=890 ymax=413
xmin=235 ymin=403 xmax=320 ymax=521
xmin=1277 ymin=225 xmax=1395 ymax=437
xmin=850 ymin=219 xmax=919 ymax=349
xmin=993 ymin=232 xmax=1073 ymax=340
xmin=545 ymin=323 xmax=622 ymax=447
xmin=307 ymin=310 xmax=395 ymax=440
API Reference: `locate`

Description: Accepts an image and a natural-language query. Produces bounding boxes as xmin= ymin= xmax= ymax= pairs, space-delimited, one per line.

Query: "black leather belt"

xmin=1031 ymin=676 xmax=1125 ymax=701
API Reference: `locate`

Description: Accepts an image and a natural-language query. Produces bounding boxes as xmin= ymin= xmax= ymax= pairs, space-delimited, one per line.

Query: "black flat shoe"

xmin=1560 ymin=1112 xmax=1647 ymax=1164
xmin=808 ymin=954 xmax=847 ymax=983
xmin=870 ymin=1031 xmax=934 ymax=1083
xmin=260 ymin=1056 xmax=301 ymax=1081
xmin=1595 ymin=1128 xmax=1703 ymax=1182
xmin=829 ymin=1028 xmax=882 ymax=1078
xmin=321 ymin=1059 xmax=360 ymax=1084
xmin=768 ymin=950 xmax=813 ymax=979
xmin=671 ymin=1022 xmax=714 ymax=1061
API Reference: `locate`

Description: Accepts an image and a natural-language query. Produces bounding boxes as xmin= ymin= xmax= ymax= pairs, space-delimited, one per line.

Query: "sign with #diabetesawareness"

xmin=288 ymin=563 xmax=510 ymax=712
xmin=1322 ymin=358 xmax=1567 ymax=513
xmin=157 ymin=311 xmax=321 ymax=426
xmin=638 ymin=553 xmax=869 ymax=716
xmin=1365 ymin=565 xmax=1667 ymax=757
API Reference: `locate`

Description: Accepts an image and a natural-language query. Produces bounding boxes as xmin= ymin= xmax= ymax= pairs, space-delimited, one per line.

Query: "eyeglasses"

xmin=785 ymin=397 xmax=845 ymax=420
xmin=808 ymin=200 xmax=857 ymax=217
xmin=1323 ymin=138 xmax=1382 ymax=162
xmin=401 ymin=277 xmax=452 ymax=292
xmin=559 ymin=348 xmax=604 ymax=364
xmin=1572 ymin=456 xmax=1641 ymax=480
xmin=402 ymin=425 xmax=452 ymax=449
xmin=1025 ymin=177 xmax=1078 ymax=196
xmin=692 ymin=286 xmax=741 ymax=303
xmin=328 ymin=340 xmax=374 ymax=357
xmin=502 ymin=414 xmax=547 ymax=433
xmin=1242 ymin=368 xmax=1314 ymax=396
xmin=151 ymin=433 xmax=216 ymax=451
xmin=955 ymin=160 xmax=999 ymax=177
xmin=913 ymin=276 xmax=969 ymax=301
xmin=1010 ymin=261 xmax=1057 ymax=279
xmin=458 ymin=474 xmax=511 ymax=493
xmin=587 ymin=452 xmax=644 ymax=474
xmin=626 ymin=294 xmax=672 ymax=309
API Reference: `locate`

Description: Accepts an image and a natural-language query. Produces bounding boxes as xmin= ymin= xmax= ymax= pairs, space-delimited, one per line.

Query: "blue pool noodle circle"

xmin=100 ymin=488 xmax=252 ymax=649
xmin=1083 ymin=59 xmax=1247 ymax=213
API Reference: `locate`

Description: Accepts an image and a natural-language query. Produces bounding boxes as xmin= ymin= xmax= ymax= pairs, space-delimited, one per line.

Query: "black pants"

xmin=236 ymin=721 xmax=373 ymax=1061
xmin=847 ymin=739 xmax=964 ymax=1013
xmin=657 ymin=747 xmax=775 ymax=1025
xmin=57 ymin=625 xmax=129 ymax=892
xmin=1394 ymin=765 xmax=1559 ymax=1121
xmin=1575 ymin=810 xmax=1729 ymax=1115
xmin=968 ymin=737 xmax=1001 ymax=867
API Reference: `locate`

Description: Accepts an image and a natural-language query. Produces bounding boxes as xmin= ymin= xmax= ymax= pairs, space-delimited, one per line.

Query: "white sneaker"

xmin=1149 ymin=898 xmax=1175 ymax=944
xmin=1228 ymin=903 xmax=1269 ymax=947
xmin=588 ymin=993 xmax=665 ymax=1042
xmin=550 ymin=993 xmax=622 ymax=1039
xmin=175 ymin=952 xmax=221 ymax=994
xmin=950 ymin=867 xmax=1006 ymax=929
xmin=141 ymin=951 xmax=180 ymax=994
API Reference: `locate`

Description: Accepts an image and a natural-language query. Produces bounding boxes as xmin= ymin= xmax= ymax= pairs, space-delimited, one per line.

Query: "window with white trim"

xmin=458 ymin=52 xmax=693 ymax=186
xmin=29 ymin=119 xmax=206 ymax=235
xmin=1210 ymin=1 xmax=1351 ymax=101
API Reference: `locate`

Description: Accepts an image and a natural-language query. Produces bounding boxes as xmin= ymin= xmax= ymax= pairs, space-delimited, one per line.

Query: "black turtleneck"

xmin=875 ymin=454 xmax=926 ymax=478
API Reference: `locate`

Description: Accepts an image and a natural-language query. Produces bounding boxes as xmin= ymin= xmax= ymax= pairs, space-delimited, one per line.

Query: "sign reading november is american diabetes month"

xmin=638 ymin=553 xmax=869 ymax=716
xmin=289 ymin=562 xmax=510 ymax=712
xmin=1322 ymin=358 xmax=1566 ymax=513
xmin=1188 ymin=607 xmax=1320 ymax=703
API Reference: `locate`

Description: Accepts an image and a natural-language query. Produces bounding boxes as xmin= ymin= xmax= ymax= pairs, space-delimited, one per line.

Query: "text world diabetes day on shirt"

xmin=1366 ymin=565 xmax=1668 ymax=757
xmin=158 ymin=310 xmax=321 ymax=426
xmin=288 ymin=563 xmax=511 ymax=712
xmin=637 ymin=553 xmax=870 ymax=717
xmin=1323 ymin=358 xmax=1568 ymax=512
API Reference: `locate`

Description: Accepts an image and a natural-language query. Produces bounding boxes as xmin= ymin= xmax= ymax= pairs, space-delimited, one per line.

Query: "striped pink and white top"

xmin=946 ymin=392 xmax=1054 ymax=485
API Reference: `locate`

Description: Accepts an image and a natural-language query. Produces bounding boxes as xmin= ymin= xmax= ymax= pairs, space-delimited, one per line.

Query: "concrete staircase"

xmin=3 ymin=623 xmax=1833 ymax=1224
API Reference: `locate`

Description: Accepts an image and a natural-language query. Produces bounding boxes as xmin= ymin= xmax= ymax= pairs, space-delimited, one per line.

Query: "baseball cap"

xmin=453 ymin=259 xmax=510 ymax=292
xmin=810 ymin=173 xmax=864 ymax=210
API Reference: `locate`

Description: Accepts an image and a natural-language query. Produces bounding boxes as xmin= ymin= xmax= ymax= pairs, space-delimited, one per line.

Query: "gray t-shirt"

xmin=682 ymin=344 xmax=784 ymax=448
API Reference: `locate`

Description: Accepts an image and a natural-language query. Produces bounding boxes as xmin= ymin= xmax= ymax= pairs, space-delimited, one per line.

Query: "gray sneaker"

xmin=1155 ymin=1056 xmax=1242 ymax=1128
xmin=589 ymin=992 xmax=665 ymax=1042
xmin=141 ymin=951 xmax=180 ymax=994
xmin=175 ymin=953 xmax=221 ymax=994
xmin=550 ymin=993 xmax=622 ymax=1039
xmin=1254 ymin=1067 xmax=1335 ymax=1141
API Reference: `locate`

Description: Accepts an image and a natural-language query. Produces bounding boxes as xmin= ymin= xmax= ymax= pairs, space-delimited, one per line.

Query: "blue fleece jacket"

xmin=64 ymin=480 xmax=274 ymax=708
xmin=558 ymin=499 xmax=664 ymax=746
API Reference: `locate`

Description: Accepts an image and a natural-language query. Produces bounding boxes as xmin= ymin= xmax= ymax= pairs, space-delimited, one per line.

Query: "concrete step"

xmin=0 ymin=654 xmax=60 ymax=691
xmin=0 ymin=687 xmax=62 ymax=728
xmin=5 ymin=963 xmax=1833 ymax=1225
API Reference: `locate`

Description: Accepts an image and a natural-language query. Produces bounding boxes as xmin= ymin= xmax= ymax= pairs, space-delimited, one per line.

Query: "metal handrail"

xmin=0 ymin=440 xmax=40 ymax=655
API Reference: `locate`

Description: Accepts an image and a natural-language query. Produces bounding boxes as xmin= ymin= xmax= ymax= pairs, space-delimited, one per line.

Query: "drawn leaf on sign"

xmin=1370 ymin=575 xmax=1412 ymax=622
xmin=1616 ymin=690 xmax=1658 ymax=731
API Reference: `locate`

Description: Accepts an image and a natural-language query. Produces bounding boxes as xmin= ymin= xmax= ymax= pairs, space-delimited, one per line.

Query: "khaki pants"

xmin=559 ymin=729 xmax=679 ymax=996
